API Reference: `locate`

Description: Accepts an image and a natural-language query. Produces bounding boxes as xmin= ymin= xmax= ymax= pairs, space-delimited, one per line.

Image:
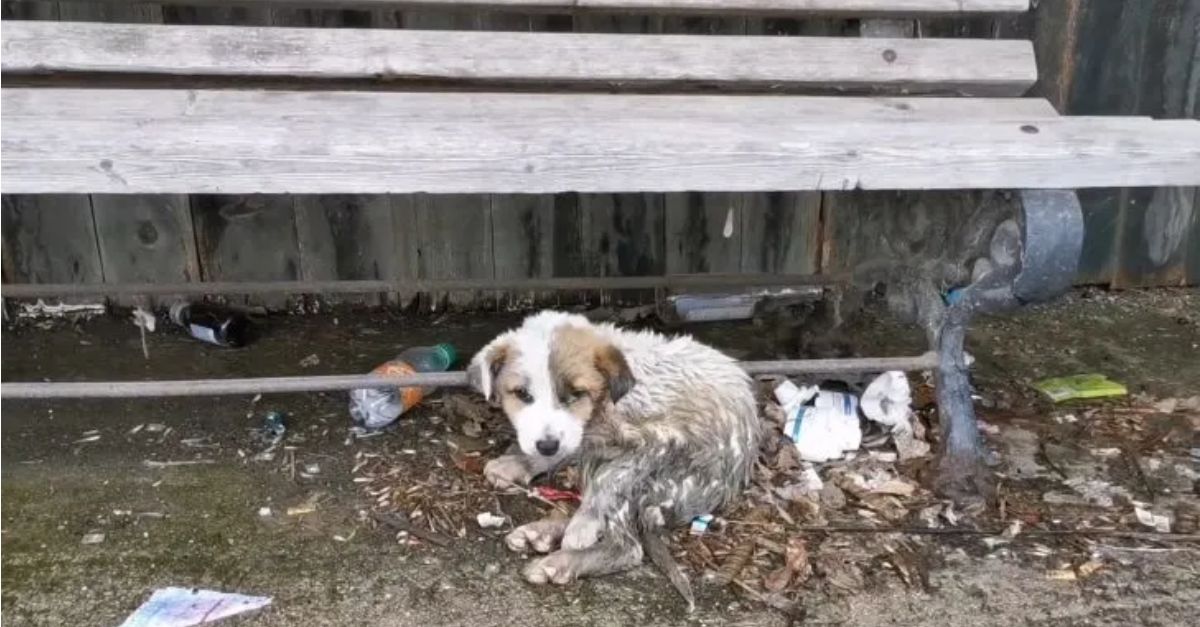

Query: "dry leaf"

xmin=763 ymin=566 xmax=792 ymax=592
xmin=1077 ymin=558 xmax=1104 ymax=579
xmin=784 ymin=538 xmax=812 ymax=584
xmin=716 ymin=538 xmax=756 ymax=586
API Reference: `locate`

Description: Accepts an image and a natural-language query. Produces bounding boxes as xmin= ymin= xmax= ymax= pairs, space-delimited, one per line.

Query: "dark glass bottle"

xmin=168 ymin=301 xmax=253 ymax=348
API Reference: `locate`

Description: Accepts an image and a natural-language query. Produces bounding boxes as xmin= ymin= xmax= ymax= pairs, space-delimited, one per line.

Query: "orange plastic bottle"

xmin=349 ymin=344 xmax=457 ymax=429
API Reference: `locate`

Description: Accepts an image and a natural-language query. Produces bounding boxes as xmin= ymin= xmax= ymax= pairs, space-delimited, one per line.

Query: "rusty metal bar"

xmin=0 ymin=353 xmax=938 ymax=399
xmin=0 ymin=273 xmax=844 ymax=299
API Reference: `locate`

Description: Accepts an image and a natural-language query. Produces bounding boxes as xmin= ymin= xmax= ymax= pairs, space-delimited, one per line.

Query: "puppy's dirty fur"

xmin=468 ymin=311 xmax=761 ymax=608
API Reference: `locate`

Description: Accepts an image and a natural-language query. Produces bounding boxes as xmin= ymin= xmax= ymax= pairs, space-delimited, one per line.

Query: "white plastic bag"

xmin=775 ymin=381 xmax=861 ymax=463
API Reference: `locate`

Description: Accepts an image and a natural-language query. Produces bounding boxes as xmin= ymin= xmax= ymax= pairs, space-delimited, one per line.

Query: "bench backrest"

xmin=2 ymin=0 xmax=1198 ymax=195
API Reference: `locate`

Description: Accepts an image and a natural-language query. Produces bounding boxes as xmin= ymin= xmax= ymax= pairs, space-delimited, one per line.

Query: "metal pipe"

xmin=1 ymin=353 xmax=938 ymax=399
xmin=1 ymin=273 xmax=845 ymax=299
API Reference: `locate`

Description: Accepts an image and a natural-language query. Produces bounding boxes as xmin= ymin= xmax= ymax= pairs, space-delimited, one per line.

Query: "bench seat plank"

xmin=142 ymin=0 xmax=1032 ymax=16
xmin=2 ymin=22 xmax=1038 ymax=97
xmin=4 ymin=89 xmax=1196 ymax=194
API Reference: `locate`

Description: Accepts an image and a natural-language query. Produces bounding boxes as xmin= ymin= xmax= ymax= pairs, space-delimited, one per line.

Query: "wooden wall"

xmin=2 ymin=0 xmax=1197 ymax=308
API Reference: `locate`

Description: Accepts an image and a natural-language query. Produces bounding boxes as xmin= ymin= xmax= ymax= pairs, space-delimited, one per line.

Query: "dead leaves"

xmin=763 ymin=538 xmax=812 ymax=593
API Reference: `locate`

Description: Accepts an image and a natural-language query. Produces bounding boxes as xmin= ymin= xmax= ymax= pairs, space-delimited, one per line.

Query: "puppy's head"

xmin=467 ymin=313 xmax=634 ymax=463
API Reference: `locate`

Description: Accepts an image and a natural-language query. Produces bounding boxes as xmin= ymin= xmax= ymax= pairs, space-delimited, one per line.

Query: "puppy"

xmin=468 ymin=311 xmax=761 ymax=606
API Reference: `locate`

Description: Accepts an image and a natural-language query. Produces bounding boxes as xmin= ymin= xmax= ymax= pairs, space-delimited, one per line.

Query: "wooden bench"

xmin=3 ymin=0 xmax=1199 ymax=501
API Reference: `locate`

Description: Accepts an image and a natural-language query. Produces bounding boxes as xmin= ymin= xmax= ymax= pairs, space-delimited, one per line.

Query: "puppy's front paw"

xmin=523 ymin=551 xmax=577 ymax=585
xmin=484 ymin=455 xmax=532 ymax=490
xmin=505 ymin=518 xmax=567 ymax=554
xmin=561 ymin=515 xmax=603 ymax=550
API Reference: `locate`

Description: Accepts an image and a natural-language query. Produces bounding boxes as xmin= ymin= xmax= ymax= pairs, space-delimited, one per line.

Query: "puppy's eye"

xmin=512 ymin=388 xmax=533 ymax=404
xmin=564 ymin=389 xmax=589 ymax=404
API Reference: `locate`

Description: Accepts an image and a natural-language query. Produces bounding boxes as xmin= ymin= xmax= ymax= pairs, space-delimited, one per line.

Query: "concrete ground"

xmin=2 ymin=289 xmax=1198 ymax=626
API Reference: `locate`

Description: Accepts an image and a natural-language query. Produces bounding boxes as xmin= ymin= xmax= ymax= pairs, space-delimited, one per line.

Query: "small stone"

xmin=81 ymin=532 xmax=105 ymax=545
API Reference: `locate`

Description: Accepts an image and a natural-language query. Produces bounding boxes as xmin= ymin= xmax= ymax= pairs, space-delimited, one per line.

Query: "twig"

xmin=370 ymin=510 xmax=452 ymax=547
xmin=1038 ymin=441 xmax=1068 ymax=480
xmin=1096 ymin=544 xmax=1200 ymax=554
xmin=727 ymin=523 xmax=1200 ymax=543
xmin=138 ymin=324 xmax=149 ymax=360
xmin=1123 ymin=447 xmax=1156 ymax=500
xmin=143 ymin=459 xmax=215 ymax=468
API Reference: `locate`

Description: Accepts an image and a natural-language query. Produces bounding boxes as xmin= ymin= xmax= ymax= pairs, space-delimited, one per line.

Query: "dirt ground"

xmin=2 ymin=289 xmax=1198 ymax=626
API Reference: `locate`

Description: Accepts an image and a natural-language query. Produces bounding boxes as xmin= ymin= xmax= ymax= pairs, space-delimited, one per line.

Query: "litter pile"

xmin=352 ymin=371 xmax=1200 ymax=614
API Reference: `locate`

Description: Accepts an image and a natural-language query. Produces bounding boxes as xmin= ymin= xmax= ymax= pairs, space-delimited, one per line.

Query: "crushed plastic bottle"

xmin=349 ymin=344 xmax=457 ymax=430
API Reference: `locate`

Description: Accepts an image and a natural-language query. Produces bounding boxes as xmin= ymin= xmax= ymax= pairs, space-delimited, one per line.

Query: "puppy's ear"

xmin=595 ymin=344 xmax=635 ymax=403
xmin=468 ymin=339 xmax=511 ymax=403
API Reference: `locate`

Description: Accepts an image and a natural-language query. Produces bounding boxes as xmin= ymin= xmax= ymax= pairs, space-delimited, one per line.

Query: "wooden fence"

xmin=2 ymin=0 xmax=1196 ymax=308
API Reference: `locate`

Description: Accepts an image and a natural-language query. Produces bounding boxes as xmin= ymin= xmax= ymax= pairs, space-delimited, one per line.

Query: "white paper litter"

xmin=861 ymin=371 xmax=911 ymax=428
xmin=131 ymin=308 xmax=157 ymax=333
xmin=476 ymin=512 xmax=507 ymax=529
xmin=1134 ymin=506 xmax=1172 ymax=533
xmin=18 ymin=300 xmax=106 ymax=319
xmin=861 ymin=371 xmax=931 ymax=460
xmin=119 ymin=587 xmax=271 ymax=627
xmin=776 ymin=381 xmax=860 ymax=463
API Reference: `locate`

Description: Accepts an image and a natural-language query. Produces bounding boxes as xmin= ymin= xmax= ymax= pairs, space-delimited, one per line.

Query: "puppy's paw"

xmin=523 ymin=551 xmax=577 ymax=586
xmin=484 ymin=455 xmax=532 ymax=490
xmin=505 ymin=518 xmax=566 ymax=554
xmin=561 ymin=515 xmax=603 ymax=551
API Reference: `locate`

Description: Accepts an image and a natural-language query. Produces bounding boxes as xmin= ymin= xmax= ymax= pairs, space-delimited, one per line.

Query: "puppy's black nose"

xmin=535 ymin=438 xmax=559 ymax=457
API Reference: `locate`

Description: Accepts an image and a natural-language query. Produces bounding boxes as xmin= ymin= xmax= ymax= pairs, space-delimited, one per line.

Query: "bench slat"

xmin=4 ymin=89 xmax=1195 ymax=194
xmin=3 ymin=22 xmax=1038 ymax=97
xmin=141 ymin=0 xmax=1031 ymax=16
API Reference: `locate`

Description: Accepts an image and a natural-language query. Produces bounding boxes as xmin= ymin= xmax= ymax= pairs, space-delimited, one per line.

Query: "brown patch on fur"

xmin=550 ymin=326 xmax=636 ymax=425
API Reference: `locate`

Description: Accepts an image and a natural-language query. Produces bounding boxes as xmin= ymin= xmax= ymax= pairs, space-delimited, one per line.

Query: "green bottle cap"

xmin=434 ymin=343 xmax=457 ymax=367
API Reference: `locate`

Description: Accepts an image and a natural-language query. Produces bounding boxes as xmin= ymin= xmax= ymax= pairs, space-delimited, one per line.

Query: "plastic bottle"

xmin=349 ymin=344 xmax=457 ymax=430
xmin=169 ymin=301 xmax=253 ymax=348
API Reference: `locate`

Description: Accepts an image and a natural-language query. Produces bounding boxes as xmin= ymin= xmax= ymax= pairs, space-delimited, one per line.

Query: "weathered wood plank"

xmin=136 ymin=0 xmax=1032 ymax=16
xmin=412 ymin=195 xmax=494 ymax=308
xmin=1 ymin=22 xmax=1038 ymax=97
xmin=1113 ymin=187 xmax=1197 ymax=288
xmin=161 ymin=3 xmax=274 ymax=25
xmin=1189 ymin=188 xmax=1200 ymax=286
xmin=819 ymin=191 xmax=1016 ymax=285
xmin=740 ymin=192 xmax=821 ymax=274
xmin=91 ymin=195 xmax=200 ymax=306
xmin=491 ymin=195 xmax=555 ymax=306
xmin=6 ymin=89 xmax=1196 ymax=195
xmin=580 ymin=193 xmax=665 ymax=304
xmin=1055 ymin=0 xmax=1199 ymax=288
xmin=55 ymin=1 xmax=163 ymax=21
xmin=1 ymin=195 xmax=104 ymax=293
xmin=191 ymin=195 xmax=301 ymax=309
xmin=1105 ymin=0 xmax=1199 ymax=288
xmin=273 ymin=7 xmax=401 ymax=306
xmin=292 ymin=195 xmax=401 ymax=306
xmin=1 ymin=1 xmax=58 ymax=20
xmin=1072 ymin=188 xmax=1121 ymax=284
xmin=665 ymin=193 xmax=743 ymax=274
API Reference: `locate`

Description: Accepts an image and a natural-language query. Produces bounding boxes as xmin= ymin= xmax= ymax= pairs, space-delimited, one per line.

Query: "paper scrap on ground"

xmin=120 ymin=587 xmax=271 ymax=627
xmin=1033 ymin=374 xmax=1127 ymax=403
xmin=476 ymin=512 xmax=507 ymax=529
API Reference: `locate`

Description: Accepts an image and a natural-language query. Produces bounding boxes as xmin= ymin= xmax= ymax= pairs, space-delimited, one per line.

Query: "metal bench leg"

xmin=909 ymin=190 xmax=1085 ymax=502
